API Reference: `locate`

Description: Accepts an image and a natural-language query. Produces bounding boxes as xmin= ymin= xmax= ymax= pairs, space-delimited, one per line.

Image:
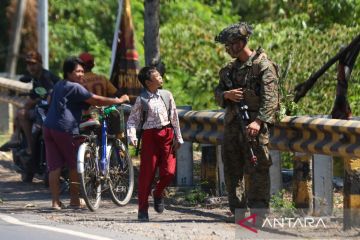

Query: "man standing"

xmin=79 ymin=52 xmax=123 ymax=98
xmin=214 ymin=22 xmax=279 ymax=221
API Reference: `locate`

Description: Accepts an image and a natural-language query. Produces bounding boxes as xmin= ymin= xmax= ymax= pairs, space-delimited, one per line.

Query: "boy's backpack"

xmin=138 ymin=88 xmax=172 ymax=130
xmin=135 ymin=89 xmax=173 ymax=156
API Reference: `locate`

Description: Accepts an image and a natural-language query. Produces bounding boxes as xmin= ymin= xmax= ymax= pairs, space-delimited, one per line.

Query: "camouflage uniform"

xmin=214 ymin=23 xmax=279 ymax=214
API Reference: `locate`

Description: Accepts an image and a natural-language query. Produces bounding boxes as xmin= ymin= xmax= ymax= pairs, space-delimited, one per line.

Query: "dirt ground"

xmin=1 ymin=151 xmax=360 ymax=240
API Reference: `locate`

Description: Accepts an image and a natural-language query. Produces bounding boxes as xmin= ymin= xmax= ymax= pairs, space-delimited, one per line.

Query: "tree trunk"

xmin=144 ymin=0 xmax=160 ymax=67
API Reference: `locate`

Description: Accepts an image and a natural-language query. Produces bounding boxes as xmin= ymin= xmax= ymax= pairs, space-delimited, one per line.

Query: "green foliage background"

xmin=3 ymin=0 xmax=359 ymax=115
xmin=48 ymin=0 xmax=118 ymax=76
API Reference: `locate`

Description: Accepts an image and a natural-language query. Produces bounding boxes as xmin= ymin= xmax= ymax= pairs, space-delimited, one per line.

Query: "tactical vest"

xmin=139 ymin=89 xmax=172 ymax=129
xmin=225 ymin=48 xmax=280 ymax=112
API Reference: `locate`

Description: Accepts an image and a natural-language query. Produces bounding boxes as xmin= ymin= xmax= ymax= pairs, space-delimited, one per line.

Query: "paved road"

xmin=0 ymin=213 xmax=139 ymax=240
xmin=1 ymin=152 xmax=360 ymax=240
xmin=0 ymin=152 xmax=237 ymax=240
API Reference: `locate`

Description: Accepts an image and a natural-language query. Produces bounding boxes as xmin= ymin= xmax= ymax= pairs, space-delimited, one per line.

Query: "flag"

xmin=110 ymin=0 xmax=141 ymax=103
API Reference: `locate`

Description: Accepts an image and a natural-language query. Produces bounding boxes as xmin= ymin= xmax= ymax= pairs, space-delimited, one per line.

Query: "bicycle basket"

xmin=106 ymin=107 xmax=125 ymax=135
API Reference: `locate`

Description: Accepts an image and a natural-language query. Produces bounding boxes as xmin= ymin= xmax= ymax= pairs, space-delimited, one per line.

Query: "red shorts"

xmin=43 ymin=127 xmax=78 ymax=171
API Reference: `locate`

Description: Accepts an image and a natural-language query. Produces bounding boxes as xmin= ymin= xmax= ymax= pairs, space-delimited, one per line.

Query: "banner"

xmin=110 ymin=0 xmax=142 ymax=103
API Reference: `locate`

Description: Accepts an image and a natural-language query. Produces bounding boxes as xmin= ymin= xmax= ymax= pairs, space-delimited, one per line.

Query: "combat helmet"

xmin=215 ymin=22 xmax=253 ymax=44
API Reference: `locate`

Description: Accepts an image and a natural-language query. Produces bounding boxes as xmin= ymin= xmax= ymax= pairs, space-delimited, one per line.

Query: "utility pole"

xmin=37 ymin=0 xmax=48 ymax=69
xmin=5 ymin=0 xmax=27 ymax=78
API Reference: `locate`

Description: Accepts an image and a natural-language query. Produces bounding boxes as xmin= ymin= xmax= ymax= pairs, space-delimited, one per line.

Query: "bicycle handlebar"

xmin=89 ymin=103 xmax=132 ymax=120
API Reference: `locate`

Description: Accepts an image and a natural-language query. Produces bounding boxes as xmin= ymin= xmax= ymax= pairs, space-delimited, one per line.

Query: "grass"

xmin=270 ymin=189 xmax=296 ymax=217
xmin=166 ymin=186 xmax=209 ymax=206
xmin=184 ymin=187 xmax=208 ymax=204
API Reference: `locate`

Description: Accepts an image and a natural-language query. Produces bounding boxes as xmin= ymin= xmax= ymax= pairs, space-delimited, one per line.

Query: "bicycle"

xmin=76 ymin=104 xmax=134 ymax=211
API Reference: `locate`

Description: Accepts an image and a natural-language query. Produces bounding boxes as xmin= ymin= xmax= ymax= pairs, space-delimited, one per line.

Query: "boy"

xmin=127 ymin=66 xmax=183 ymax=222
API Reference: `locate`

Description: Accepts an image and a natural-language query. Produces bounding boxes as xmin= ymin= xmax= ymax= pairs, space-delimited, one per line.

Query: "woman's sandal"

xmin=51 ymin=201 xmax=65 ymax=210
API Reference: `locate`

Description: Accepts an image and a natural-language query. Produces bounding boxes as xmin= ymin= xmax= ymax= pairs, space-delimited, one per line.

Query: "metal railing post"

xmin=269 ymin=150 xmax=282 ymax=195
xmin=200 ymin=144 xmax=217 ymax=194
xmin=176 ymin=106 xmax=193 ymax=186
xmin=343 ymin=157 xmax=360 ymax=229
xmin=293 ymin=152 xmax=312 ymax=210
xmin=176 ymin=142 xmax=193 ymax=186
xmin=0 ymin=103 xmax=10 ymax=134
xmin=313 ymin=154 xmax=333 ymax=216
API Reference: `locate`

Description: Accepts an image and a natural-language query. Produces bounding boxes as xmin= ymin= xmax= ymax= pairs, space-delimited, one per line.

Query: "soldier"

xmin=214 ymin=22 xmax=279 ymax=222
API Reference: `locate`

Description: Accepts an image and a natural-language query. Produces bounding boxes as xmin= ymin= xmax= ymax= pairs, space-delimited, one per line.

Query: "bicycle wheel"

xmin=77 ymin=142 xmax=101 ymax=211
xmin=108 ymin=141 xmax=134 ymax=206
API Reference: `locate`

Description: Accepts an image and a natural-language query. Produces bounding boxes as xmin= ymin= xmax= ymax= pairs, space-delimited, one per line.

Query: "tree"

xmin=144 ymin=0 xmax=161 ymax=69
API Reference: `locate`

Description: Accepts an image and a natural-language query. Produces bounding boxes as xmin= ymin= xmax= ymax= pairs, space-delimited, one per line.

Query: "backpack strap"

xmin=134 ymin=90 xmax=149 ymax=156
xmin=139 ymin=89 xmax=150 ymax=130
xmin=251 ymin=48 xmax=268 ymax=77
xmin=159 ymin=89 xmax=177 ymax=140
xmin=253 ymin=52 xmax=267 ymax=65
xmin=139 ymin=89 xmax=172 ymax=130
xmin=159 ymin=89 xmax=172 ymax=123
xmin=252 ymin=47 xmax=280 ymax=78
xmin=251 ymin=48 xmax=282 ymax=118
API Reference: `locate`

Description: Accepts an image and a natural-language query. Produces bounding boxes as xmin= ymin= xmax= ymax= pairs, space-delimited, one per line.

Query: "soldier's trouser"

xmin=222 ymin=121 xmax=272 ymax=214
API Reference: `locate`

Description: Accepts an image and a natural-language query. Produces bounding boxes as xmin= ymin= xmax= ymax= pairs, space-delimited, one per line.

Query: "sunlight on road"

xmin=0 ymin=213 xmax=114 ymax=240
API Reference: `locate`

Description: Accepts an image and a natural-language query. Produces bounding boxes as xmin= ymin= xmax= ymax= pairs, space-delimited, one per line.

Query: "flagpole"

xmin=38 ymin=0 xmax=49 ymax=69
xmin=110 ymin=0 xmax=123 ymax=77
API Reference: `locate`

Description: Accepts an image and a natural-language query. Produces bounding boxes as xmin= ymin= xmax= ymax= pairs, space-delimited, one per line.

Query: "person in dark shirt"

xmin=44 ymin=56 xmax=129 ymax=210
xmin=18 ymin=51 xmax=60 ymax=156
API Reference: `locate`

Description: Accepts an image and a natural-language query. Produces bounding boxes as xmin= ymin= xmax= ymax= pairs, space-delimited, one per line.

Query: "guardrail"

xmin=178 ymin=109 xmax=360 ymax=158
xmin=0 ymin=76 xmax=359 ymax=229
xmin=178 ymin=109 xmax=224 ymax=144
xmin=0 ymin=77 xmax=31 ymax=108
xmin=271 ymin=116 xmax=360 ymax=158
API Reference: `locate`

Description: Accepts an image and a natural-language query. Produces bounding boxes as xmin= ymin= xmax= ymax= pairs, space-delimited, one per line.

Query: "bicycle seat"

xmin=79 ymin=118 xmax=101 ymax=130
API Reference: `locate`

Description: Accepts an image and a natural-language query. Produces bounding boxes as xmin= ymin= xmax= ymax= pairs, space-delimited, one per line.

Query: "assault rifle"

xmin=237 ymin=99 xmax=258 ymax=166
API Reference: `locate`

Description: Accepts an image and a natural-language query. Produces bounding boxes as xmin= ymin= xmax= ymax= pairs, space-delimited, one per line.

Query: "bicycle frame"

xmin=100 ymin=110 xmax=108 ymax=176
xmin=97 ymin=105 xmax=124 ymax=176
xmin=77 ymin=103 xmax=134 ymax=210
xmin=77 ymin=105 xmax=122 ymax=176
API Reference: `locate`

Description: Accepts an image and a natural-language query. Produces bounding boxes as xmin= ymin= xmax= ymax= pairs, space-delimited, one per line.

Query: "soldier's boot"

xmin=250 ymin=208 xmax=269 ymax=228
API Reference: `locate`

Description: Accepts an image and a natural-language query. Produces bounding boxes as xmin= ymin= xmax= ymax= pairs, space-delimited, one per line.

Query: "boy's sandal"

xmin=68 ymin=198 xmax=86 ymax=210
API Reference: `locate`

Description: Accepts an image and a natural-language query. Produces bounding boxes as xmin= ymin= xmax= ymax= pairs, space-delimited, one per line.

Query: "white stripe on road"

xmin=0 ymin=214 xmax=113 ymax=240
